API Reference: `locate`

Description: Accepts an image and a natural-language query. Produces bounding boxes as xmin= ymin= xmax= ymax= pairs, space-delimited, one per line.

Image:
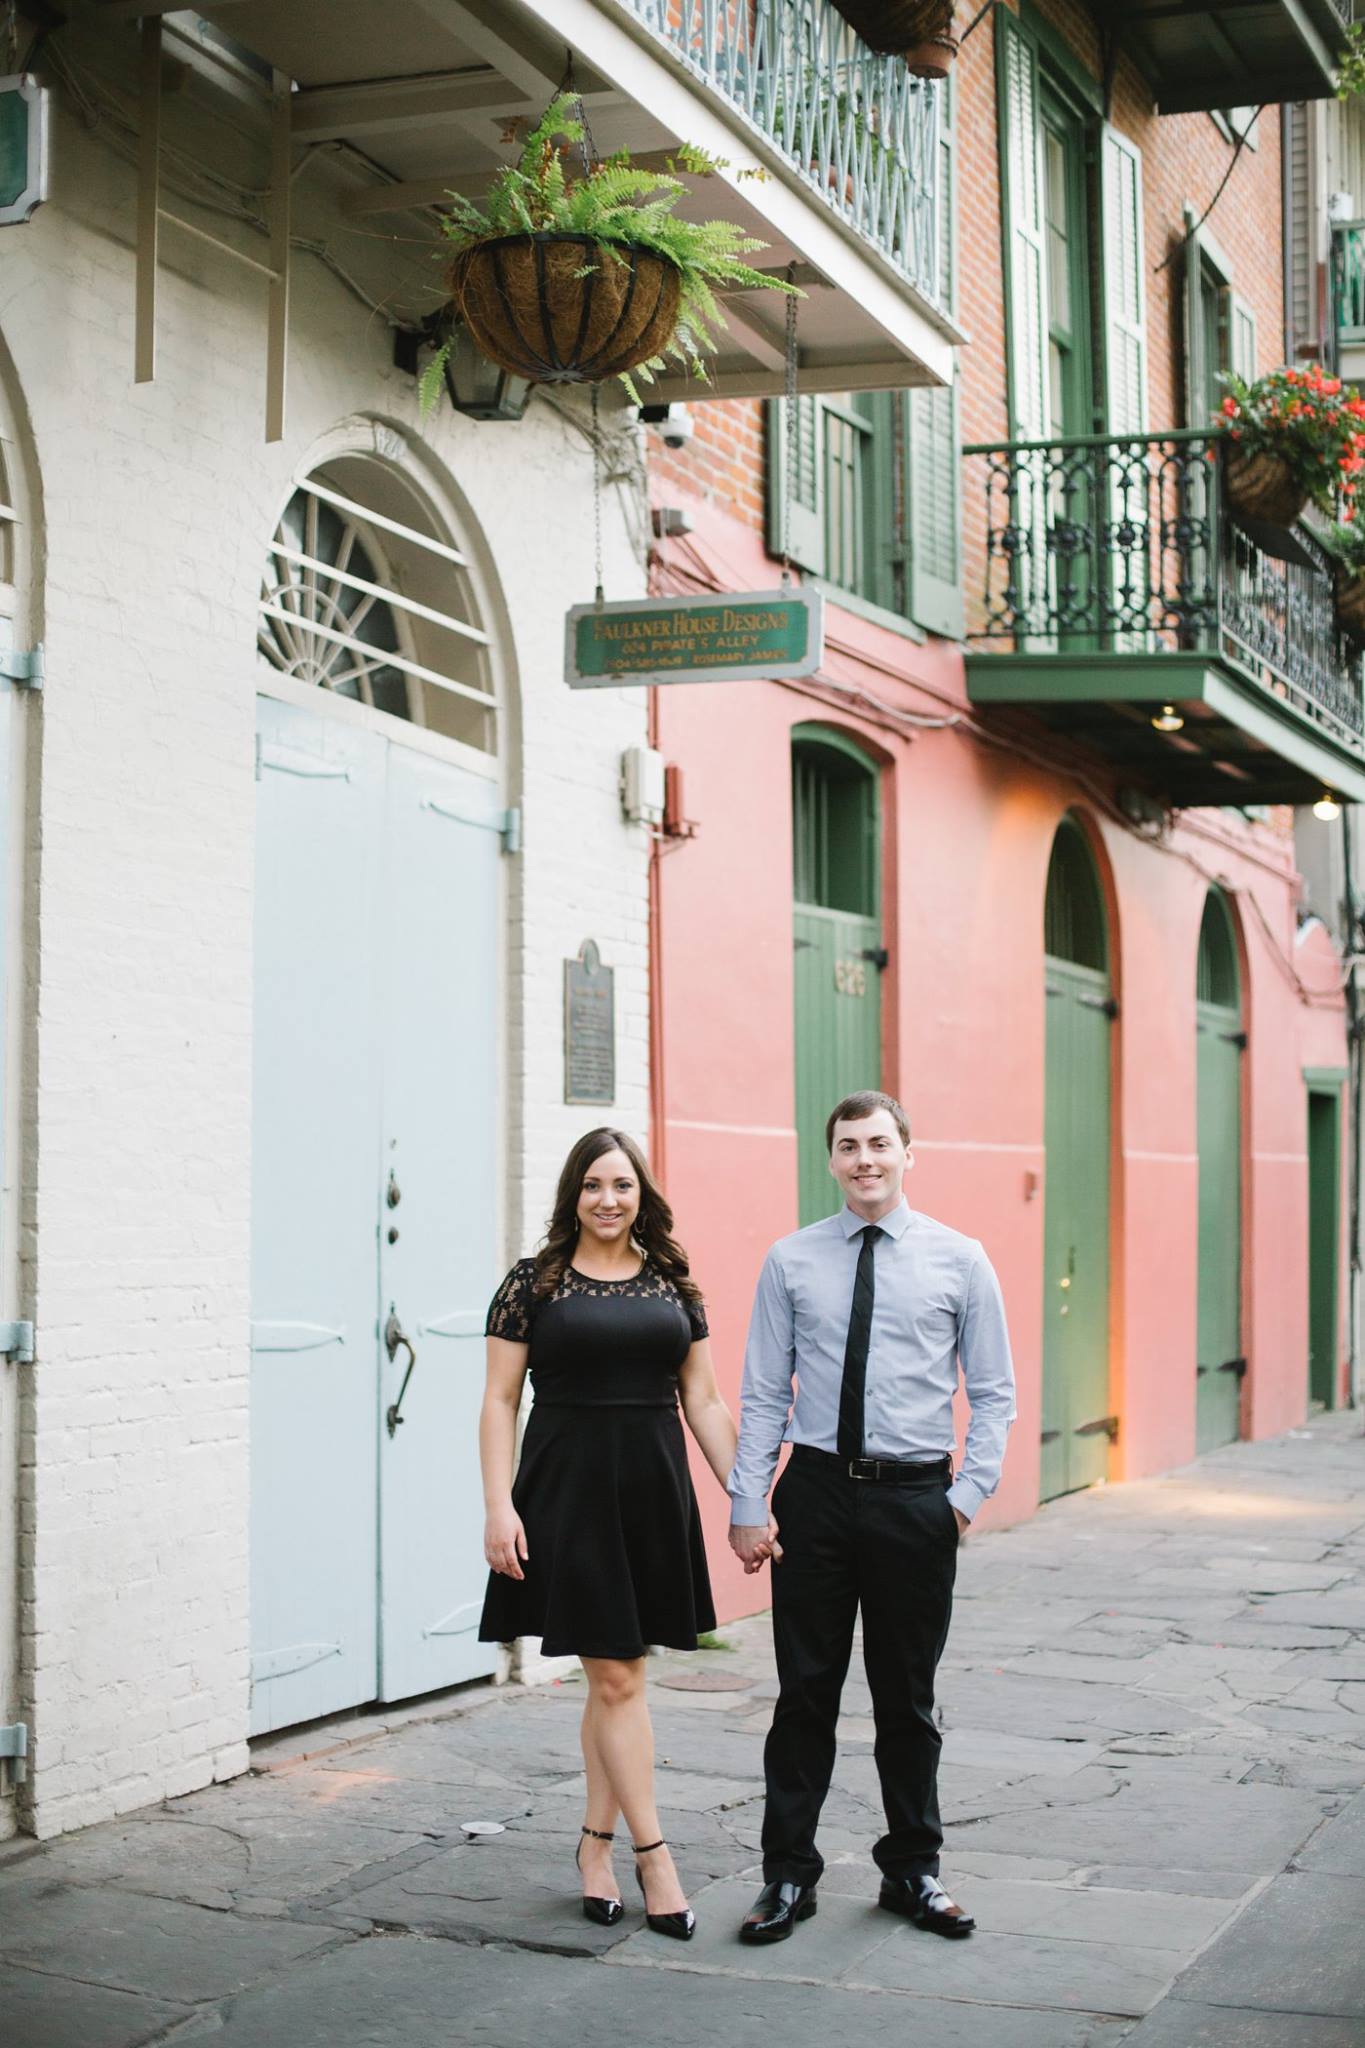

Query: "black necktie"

xmin=837 ymin=1225 xmax=881 ymax=1461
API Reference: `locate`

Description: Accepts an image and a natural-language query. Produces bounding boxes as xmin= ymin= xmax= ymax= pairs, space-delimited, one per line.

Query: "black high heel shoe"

xmin=576 ymin=1825 xmax=623 ymax=1926
xmin=633 ymin=1838 xmax=696 ymax=1940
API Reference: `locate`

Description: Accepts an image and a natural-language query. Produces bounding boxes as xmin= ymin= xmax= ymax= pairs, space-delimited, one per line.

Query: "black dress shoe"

xmin=878 ymin=1873 xmax=975 ymax=1937
xmin=739 ymin=1878 xmax=818 ymax=1944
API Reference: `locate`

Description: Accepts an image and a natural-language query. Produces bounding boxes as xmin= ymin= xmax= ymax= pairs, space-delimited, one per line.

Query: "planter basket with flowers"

xmin=1324 ymin=519 xmax=1365 ymax=640
xmin=421 ymin=96 xmax=797 ymax=406
xmin=833 ymin=1 xmax=959 ymax=77
xmin=1216 ymin=364 xmax=1365 ymax=532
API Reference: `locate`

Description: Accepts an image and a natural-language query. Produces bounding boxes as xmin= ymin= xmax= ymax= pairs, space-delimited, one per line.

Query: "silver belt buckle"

xmin=848 ymin=1457 xmax=873 ymax=1480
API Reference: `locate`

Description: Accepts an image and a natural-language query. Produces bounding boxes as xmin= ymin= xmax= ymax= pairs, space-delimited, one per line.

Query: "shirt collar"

xmin=839 ymin=1197 xmax=911 ymax=1241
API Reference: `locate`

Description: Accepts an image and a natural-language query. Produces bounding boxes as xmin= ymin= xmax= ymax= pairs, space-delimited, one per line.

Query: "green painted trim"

xmin=1020 ymin=1 xmax=1104 ymax=114
xmin=965 ymin=651 xmax=1219 ymax=703
xmin=809 ymin=578 xmax=926 ymax=646
xmin=1303 ymin=1067 xmax=1347 ymax=1091
xmin=791 ymin=722 xmax=883 ymax=774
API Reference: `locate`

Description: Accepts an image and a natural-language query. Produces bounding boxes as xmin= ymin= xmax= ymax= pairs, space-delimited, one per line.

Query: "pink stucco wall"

xmin=652 ymin=508 xmax=1349 ymax=1628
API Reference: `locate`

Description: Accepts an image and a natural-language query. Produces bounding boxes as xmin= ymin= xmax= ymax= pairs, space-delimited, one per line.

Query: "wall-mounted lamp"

xmin=392 ymin=320 xmax=532 ymax=422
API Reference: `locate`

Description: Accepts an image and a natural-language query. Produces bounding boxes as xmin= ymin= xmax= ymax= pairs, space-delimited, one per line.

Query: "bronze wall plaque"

xmin=564 ymin=939 xmax=615 ymax=1106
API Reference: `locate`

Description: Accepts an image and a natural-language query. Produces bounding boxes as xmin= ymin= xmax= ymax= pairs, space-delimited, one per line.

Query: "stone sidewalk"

xmin=5 ymin=1415 xmax=1365 ymax=2048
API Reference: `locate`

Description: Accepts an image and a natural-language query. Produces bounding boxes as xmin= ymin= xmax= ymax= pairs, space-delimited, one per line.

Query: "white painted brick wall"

xmin=3 ymin=77 xmax=650 ymax=1837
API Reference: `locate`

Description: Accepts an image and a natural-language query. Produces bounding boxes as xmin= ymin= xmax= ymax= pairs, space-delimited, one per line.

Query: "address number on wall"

xmin=834 ymin=959 xmax=868 ymax=997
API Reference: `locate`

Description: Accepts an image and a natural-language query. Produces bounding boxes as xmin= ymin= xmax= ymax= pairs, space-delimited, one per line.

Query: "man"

xmin=730 ymin=1090 xmax=1015 ymax=1945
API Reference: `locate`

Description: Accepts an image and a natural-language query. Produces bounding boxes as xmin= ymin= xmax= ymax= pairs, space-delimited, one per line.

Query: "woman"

xmin=478 ymin=1127 xmax=738 ymax=1940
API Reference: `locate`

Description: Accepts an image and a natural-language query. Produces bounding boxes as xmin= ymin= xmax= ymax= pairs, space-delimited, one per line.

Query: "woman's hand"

xmin=485 ymin=1505 xmax=529 ymax=1579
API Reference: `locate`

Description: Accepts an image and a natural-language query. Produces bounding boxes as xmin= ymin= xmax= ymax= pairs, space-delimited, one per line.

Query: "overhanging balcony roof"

xmin=1113 ymin=1 xmax=1353 ymax=115
xmin=106 ymin=0 xmax=957 ymax=398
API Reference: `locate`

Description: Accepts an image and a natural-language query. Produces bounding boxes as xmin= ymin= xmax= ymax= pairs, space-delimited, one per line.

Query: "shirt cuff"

xmin=946 ymin=1476 xmax=986 ymax=1522
xmin=729 ymin=1493 xmax=770 ymax=1527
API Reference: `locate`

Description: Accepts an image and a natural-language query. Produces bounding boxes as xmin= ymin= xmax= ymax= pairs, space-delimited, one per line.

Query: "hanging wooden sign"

xmin=566 ymin=588 xmax=824 ymax=688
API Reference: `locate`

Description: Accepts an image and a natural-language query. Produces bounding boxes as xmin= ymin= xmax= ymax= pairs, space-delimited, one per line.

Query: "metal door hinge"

xmin=1217 ymin=1357 xmax=1248 ymax=1377
xmin=1039 ymin=1428 xmax=1062 ymax=1444
xmin=0 ymin=1723 xmax=28 ymax=1783
xmin=861 ymin=946 xmax=890 ymax=971
xmin=0 ymin=645 xmax=42 ymax=690
xmin=0 ymin=1321 xmax=33 ymax=1362
xmin=1074 ymin=1413 xmax=1120 ymax=1442
xmin=421 ymin=796 xmax=520 ymax=854
xmin=1077 ymin=993 xmax=1119 ymax=1018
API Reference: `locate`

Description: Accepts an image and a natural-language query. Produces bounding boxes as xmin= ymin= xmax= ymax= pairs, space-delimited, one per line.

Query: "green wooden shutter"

xmin=907 ymin=72 xmax=964 ymax=638
xmin=997 ymin=9 xmax=1050 ymax=441
xmin=1099 ymin=125 xmax=1147 ymax=434
xmin=1228 ymin=290 xmax=1257 ymax=381
xmin=767 ymin=395 xmax=826 ymax=577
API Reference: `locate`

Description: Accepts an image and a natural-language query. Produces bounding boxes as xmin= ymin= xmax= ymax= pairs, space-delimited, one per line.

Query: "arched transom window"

xmin=257 ymin=457 xmax=495 ymax=754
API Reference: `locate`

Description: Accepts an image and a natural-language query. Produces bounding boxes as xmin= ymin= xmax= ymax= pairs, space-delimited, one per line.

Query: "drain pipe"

xmin=1342 ymin=805 xmax=1362 ymax=1411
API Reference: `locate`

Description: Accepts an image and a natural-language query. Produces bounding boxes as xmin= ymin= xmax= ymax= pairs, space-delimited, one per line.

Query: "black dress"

xmin=478 ymin=1258 xmax=718 ymax=1659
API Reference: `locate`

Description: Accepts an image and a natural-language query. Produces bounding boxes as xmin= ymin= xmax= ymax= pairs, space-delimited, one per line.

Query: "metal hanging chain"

xmin=557 ymin=47 xmax=600 ymax=177
xmin=782 ymin=263 xmax=799 ymax=588
xmin=592 ymin=382 xmax=605 ymax=608
xmin=3 ymin=1 xmax=19 ymax=72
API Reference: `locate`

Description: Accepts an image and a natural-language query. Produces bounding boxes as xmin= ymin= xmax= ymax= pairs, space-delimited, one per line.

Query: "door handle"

xmin=384 ymin=1309 xmax=417 ymax=1438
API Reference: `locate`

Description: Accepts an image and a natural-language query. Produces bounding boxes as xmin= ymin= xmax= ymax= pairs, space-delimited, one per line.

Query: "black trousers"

xmin=761 ymin=1448 xmax=959 ymax=1887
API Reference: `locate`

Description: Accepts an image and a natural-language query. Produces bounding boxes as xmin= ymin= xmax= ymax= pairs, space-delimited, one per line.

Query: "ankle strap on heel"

xmin=581 ymin=1826 xmax=616 ymax=1843
xmin=632 ymin=1838 xmax=666 ymax=1855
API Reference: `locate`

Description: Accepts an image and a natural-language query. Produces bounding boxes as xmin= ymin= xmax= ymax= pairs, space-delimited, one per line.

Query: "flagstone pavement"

xmin=4 ymin=1412 xmax=1365 ymax=2047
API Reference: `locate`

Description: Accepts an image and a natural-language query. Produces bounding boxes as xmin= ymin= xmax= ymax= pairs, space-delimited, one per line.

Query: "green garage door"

xmin=792 ymin=730 xmax=883 ymax=1226
xmin=1195 ymin=889 xmax=1244 ymax=1453
xmin=1041 ymin=819 xmax=1113 ymax=1502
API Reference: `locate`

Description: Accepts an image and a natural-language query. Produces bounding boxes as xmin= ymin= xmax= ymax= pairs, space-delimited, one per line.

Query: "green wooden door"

xmin=1195 ymin=892 xmax=1243 ymax=1453
xmin=1307 ymin=1084 xmax=1342 ymax=1410
xmin=1041 ymin=822 xmax=1112 ymax=1502
xmin=792 ymin=733 xmax=882 ymax=1226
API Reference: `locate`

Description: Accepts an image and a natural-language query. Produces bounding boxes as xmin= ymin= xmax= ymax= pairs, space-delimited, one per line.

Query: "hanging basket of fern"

xmin=421 ymin=95 xmax=798 ymax=408
xmin=832 ymin=1 xmax=959 ymax=77
xmin=451 ymin=234 xmax=682 ymax=384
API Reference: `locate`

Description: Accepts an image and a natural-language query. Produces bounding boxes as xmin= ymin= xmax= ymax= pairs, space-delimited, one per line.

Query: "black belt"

xmin=791 ymin=1443 xmax=952 ymax=1484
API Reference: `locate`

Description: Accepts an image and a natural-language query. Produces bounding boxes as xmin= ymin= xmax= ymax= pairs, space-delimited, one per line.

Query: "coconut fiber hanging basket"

xmin=1336 ymin=568 xmax=1365 ymax=641
xmin=1223 ymin=448 xmax=1309 ymax=530
xmin=451 ymin=233 xmax=682 ymax=384
xmin=833 ymin=0 xmax=959 ymax=76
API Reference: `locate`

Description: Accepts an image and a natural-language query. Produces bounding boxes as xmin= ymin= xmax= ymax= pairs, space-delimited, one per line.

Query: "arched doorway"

xmin=250 ymin=451 xmax=506 ymax=1734
xmin=1195 ymin=888 xmax=1245 ymax=1451
xmin=1041 ymin=817 xmax=1114 ymax=1501
xmin=791 ymin=730 xmax=884 ymax=1224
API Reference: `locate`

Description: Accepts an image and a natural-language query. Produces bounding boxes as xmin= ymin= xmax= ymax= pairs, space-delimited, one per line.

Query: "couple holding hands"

xmin=478 ymin=1090 xmax=1016 ymax=1944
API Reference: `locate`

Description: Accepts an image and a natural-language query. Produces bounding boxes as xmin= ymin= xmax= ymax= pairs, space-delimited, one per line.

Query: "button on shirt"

xmin=729 ymin=1199 xmax=1017 ymax=1525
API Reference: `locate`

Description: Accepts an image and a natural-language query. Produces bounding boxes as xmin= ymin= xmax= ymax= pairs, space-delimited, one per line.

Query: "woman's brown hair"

xmin=532 ymin=1127 xmax=702 ymax=1307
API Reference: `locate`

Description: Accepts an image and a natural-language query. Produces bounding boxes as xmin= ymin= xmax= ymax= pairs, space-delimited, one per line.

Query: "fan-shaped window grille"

xmin=1044 ymin=817 xmax=1108 ymax=970
xmin=1197 ymin=889 xmax=1240 ymax=1010
xmin=258 ymin=458 xmax=495 ymax=753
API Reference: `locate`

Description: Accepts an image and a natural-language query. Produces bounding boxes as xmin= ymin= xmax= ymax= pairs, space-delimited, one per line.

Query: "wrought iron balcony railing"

xmin=1332 ymin=220 xmax=1365 ymax=350
xmin=963 ymin=429 xmax=1365 ymax=753
xmin=619 ymin=0 xmax=941 ymax=302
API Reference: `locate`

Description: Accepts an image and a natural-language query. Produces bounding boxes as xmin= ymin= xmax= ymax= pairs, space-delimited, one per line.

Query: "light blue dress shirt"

xmin=729 ymin=1198 xmax=1017 ymax=1525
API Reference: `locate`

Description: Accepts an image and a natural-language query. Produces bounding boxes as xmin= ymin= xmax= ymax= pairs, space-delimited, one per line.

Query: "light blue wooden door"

xmin=377 ymin=745 xmax=500 ymax=1698
xmin=250 ymin=698 xmax=386 ymax=1734
xmin=251 ymin=698 xmax=500 ymax=1733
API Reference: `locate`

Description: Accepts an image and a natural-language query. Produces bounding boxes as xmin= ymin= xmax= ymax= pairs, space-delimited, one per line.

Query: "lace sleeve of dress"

xmin=684 ymin=1291 xmax=709 ymax=1342
xmin=486 ymin=1259 xmax=536 ymax=1341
